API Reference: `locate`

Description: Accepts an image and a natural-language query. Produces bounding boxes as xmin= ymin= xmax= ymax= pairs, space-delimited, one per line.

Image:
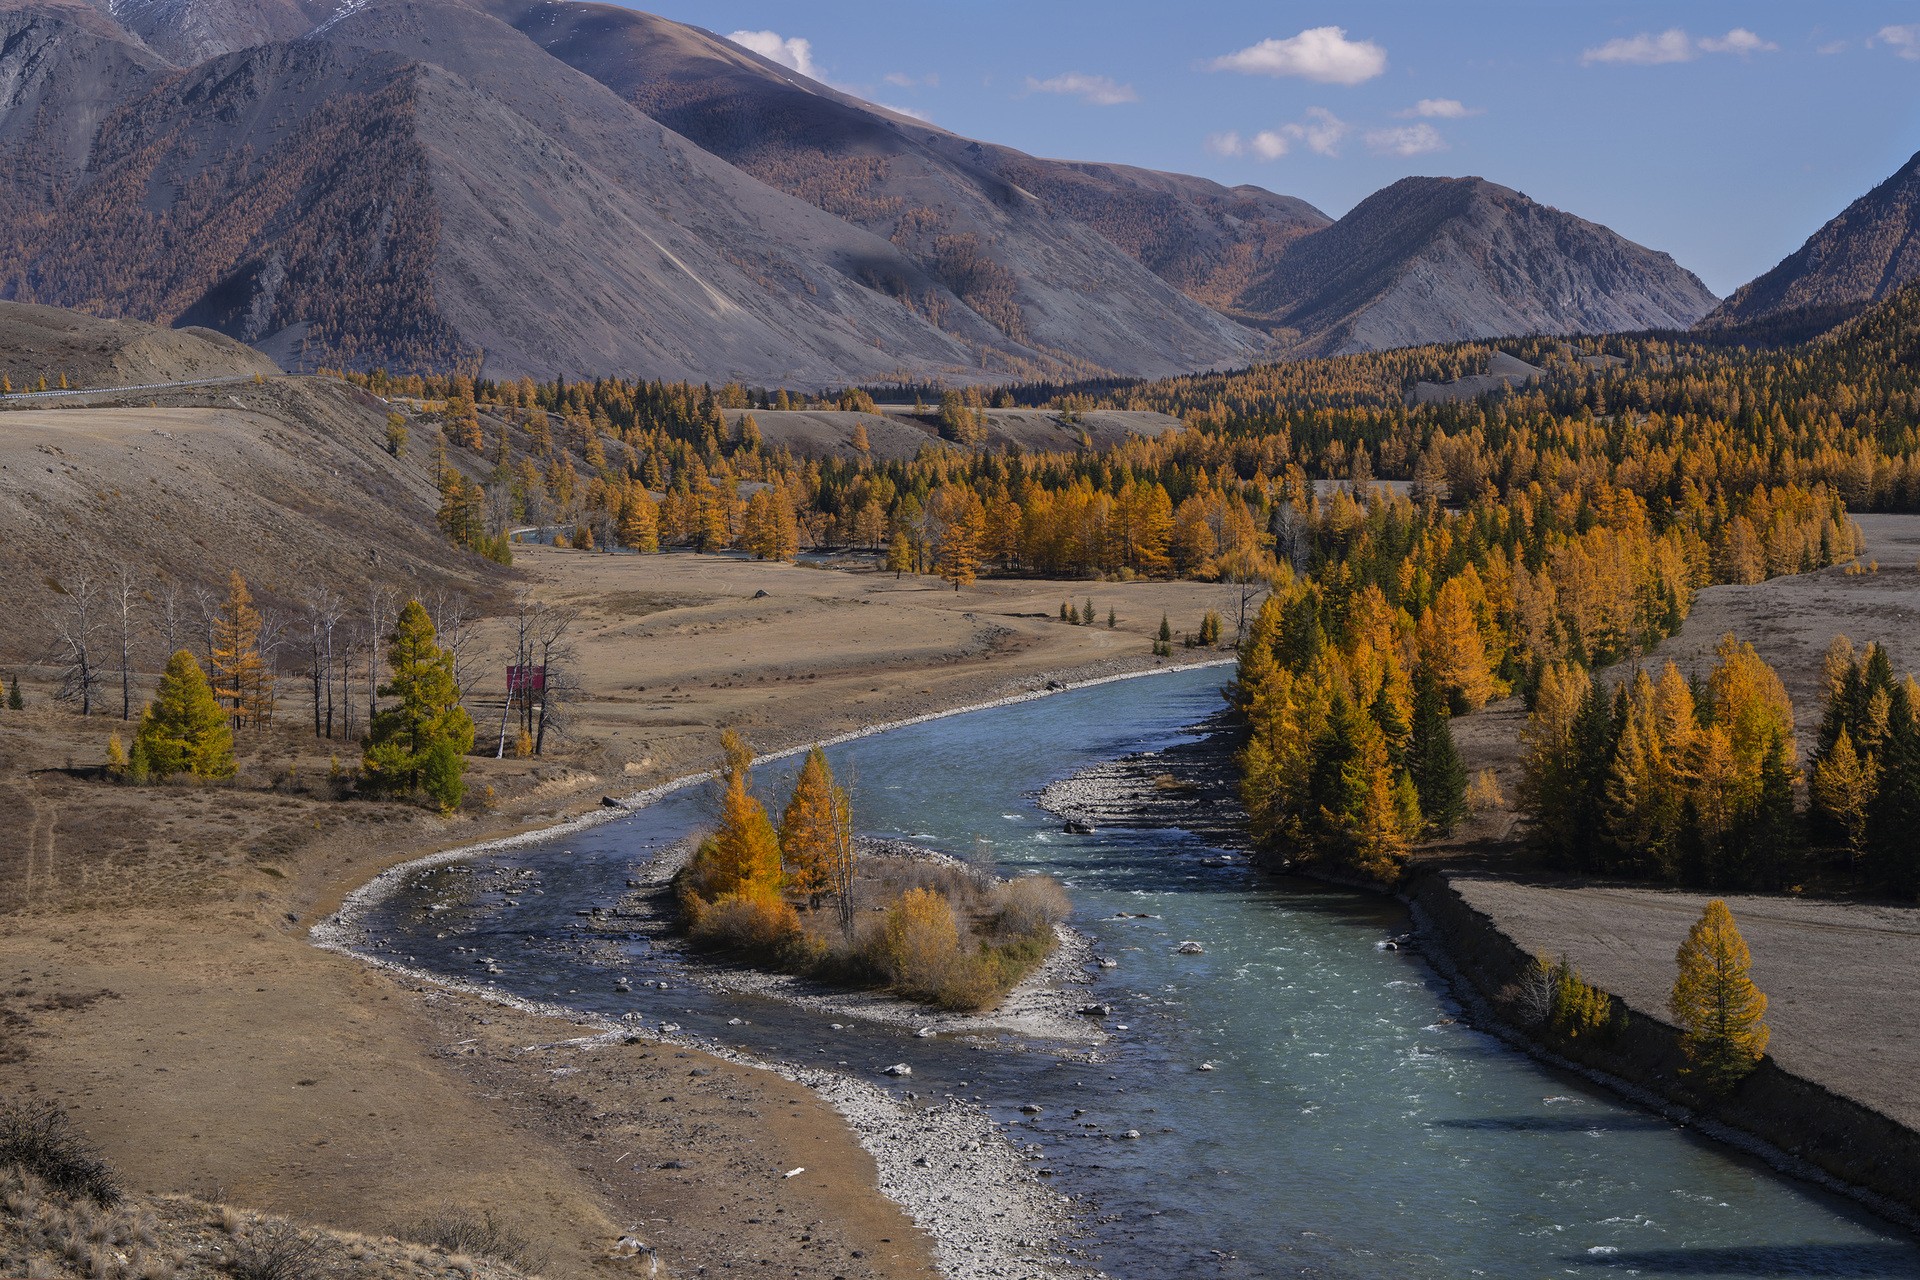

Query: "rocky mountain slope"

xmin=1704 ymin=150 xmax=1920 ymax=339
xmin=1241 ymin=177 xmax=1719 ymax=355
xmin=0 ymin=0 xmax=1719 ymax=382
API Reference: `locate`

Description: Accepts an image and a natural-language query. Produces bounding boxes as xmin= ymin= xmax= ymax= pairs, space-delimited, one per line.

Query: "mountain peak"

xmin=1704 ymin=150 xmax=1920 ymax=338
xmin=1241 ymin=174 xmax=1717 ymax=355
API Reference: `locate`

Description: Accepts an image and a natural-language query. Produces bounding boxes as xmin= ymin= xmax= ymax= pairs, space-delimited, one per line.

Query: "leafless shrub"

xmin=227 ymin=1218 xmax=332 ymax=1280
xmin=0 ymin=1102 xmax=119 ymax=1205
xmin=395 ymin=1207 xmax=545 ymax=1272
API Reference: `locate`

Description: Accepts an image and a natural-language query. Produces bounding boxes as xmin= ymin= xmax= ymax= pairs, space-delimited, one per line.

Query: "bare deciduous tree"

xmin=531 ymin=603 xmax=581 ymax=756
xmin=48 ymin=576 xmax=102 ymax=716
xmin=363 ymin=586 xmax=390 ymax=724
xmin=155 ymin=580 xmax=185 ymax=659
xmin=191 ymin=582 xmax=220 ymax=672
xmin=110 ymin=565 xmax=140 ymax=720
xmin=302 ymin=587 xmax=343 ymax=739
xmin=256 ymin=605 xmax=288 ymax=728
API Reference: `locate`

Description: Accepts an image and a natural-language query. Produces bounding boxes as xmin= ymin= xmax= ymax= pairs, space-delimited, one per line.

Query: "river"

xmin=352 ymin=667 xmax=1920 ymax=1278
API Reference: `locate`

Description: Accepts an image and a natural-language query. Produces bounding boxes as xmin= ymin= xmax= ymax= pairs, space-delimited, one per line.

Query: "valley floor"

xmin=0 ymin=549 xmax=1244 ymax=1277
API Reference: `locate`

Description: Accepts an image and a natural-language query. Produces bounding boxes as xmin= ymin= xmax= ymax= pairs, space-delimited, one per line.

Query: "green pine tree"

xmin=361 ymin=600 xmax=475 ymax=813
xmin=7 ymin=675 xmax=21 ymax=710
xmin=1409 ymin=667 xmax=1468 ymax=836
xmin=1865 ymin=685 xmax=1920 ymax=897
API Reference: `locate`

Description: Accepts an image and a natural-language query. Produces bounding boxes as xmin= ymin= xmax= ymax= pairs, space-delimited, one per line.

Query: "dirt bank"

xmin=1 ymin=551 xmax=1246 ymax=1278
xmin=1407 ymin=870 xmax=1920 ymax=1230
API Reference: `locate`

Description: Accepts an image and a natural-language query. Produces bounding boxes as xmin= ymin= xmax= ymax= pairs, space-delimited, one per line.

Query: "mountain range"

xmin=0 ymin=0 xmax=1730 ymax=383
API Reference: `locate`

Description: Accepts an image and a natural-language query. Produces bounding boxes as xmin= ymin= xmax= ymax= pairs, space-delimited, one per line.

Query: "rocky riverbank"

xmin=1036 ymin=714 xmax=1251 ymax=857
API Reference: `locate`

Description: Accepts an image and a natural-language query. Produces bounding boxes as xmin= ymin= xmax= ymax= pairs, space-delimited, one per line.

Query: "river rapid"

xmin=351 ymin=667 xmax=1920 ymax=1278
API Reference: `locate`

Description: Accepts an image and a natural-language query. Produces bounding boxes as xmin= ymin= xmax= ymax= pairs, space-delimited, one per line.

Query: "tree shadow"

xmin=1428 ymin=1113 xmax=1673 ymax=1133
xmin=1564 ymin=1243 xmax=1920 ymax=1276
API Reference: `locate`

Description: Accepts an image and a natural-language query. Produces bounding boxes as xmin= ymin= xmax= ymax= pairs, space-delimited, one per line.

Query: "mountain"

xmin=0 ymin=0 xmax=1718 ymax=383
xmin=1239 ymin=177 xmax=1719 ymax=355
xmin=1704 ymin=150 xmax=1920 ymax=338
xmin=472 ymin=1 xmax=1305 ymax=373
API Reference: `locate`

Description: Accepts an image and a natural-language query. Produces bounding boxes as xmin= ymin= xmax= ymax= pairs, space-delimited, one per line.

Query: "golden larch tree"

xmin=687 ymin=730 xmax=784 ymax=905
xmin=1418 ymin=577 xmax=1494 ymax=711
xmin=1670 ymin=898 xmax=1770 ymax=1090
xmin=211 ymin=571 xmax=273 ymax=729
xmin=779 ymin=745 xmax=852 ymax=909
xmin=931 ymin=485 xmax=985 ymax=590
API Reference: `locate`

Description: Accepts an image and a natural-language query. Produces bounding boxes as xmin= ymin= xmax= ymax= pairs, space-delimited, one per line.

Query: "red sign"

xmin=507 ymin=664 xmax=546 ymax=694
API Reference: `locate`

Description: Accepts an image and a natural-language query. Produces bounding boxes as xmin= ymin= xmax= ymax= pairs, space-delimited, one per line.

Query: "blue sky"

xmin=615 ymin=1 xmax=1920 ymax=298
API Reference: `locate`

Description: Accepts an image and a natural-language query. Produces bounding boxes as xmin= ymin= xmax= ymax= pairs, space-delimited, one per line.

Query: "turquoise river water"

xmin=356 ymin=667 xmax=1920 ymax=1278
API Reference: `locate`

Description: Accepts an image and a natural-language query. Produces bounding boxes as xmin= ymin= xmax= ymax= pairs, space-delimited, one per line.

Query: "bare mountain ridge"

xmin=1704 ymin=150 xmax=1920 ymax=339
xmin=7 ymin=0 xmax=1121 ymax=383
xmin=1 ymin=0 xmax=1720 ymax=382
xmin=1243 ymin=176 xmax=1720 ymax=355
xmin=476 ymin=0 xmax=1280 ymax=373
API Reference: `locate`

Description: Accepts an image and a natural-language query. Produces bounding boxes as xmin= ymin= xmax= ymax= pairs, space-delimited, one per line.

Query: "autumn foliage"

xmin=1670 ymin=899 xmax=1770 ymax=1091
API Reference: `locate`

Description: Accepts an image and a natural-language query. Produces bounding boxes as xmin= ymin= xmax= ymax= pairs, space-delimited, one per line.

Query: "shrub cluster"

xmin=684 ymin=856 xmax=1069 ymax=1012
xmin=0 ymin=1102 xmax=119 ymax=1205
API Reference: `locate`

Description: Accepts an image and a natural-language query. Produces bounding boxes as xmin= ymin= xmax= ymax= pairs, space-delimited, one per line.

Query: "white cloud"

xmin=727 ymin=29 xmax=821 ymax=80
xmin=1365 ymin=122 xmax=1448 ymax=157
xmin=1581 ymin=27 xmax=1777 ymax=66
xmin=1699 ymin=28 xmax=1777 ymax=55
xmin=1218 ymin=109 xmax=1349 ymax=161
xmin=1024 ymin=72 xmax=1139 ymax=106
xmin=1817 ymin=39 xmax=1848 ymax=55
xmin=1873 ymin=25 xmax=1920 ymax=60
xmin=1251 ymin=130 xmax=1291 ymax=160
xmin=878 ymin=102 xmax=934 ymax=122
xmin=1211 ymin=26 xmax=1386 ymax=85
xmin=1398 ymin=98 xmax=1479 ymax=119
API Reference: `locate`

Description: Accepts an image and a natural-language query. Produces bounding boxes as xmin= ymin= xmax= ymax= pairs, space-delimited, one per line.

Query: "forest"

xmin=324 ymin=276 xmax=1920 ymax=896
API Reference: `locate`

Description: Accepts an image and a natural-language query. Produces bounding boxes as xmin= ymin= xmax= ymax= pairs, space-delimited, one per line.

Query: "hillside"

xmin=0 ymin=300 xmax=279 ymax=389
xmin=0 ymin=0 xmax=1722 ymax=383
xmin=1239 ymin=176 xmax=1719 ymax=355
xmin=0 ymin=354 xmax=498 ymax=662
xmin=1705 ymin=149 xmax=1920 ymax=339
xmin=473 ymin=0 xmax=1285 ymax=375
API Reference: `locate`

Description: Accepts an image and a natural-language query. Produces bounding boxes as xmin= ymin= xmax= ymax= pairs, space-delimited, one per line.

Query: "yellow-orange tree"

xmin=211 ymin=571 xmax=273 ymax=729
xmin=684 ymin=729 xmax=784 ymax=907
xmin=779 ymin=745 xmax=853 ymax=910
xmin=133 ymin=650 xmax=235 ymax=781
xmin=1669 ymin=899 xmax=1770 ymax=1091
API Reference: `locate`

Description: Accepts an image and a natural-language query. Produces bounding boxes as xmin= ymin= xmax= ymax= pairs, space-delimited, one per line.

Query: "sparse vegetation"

xmin=394 ymin=1208 xmax=543 ymax=1273
xmin=676 ymin=733 xmax=1068 ymax=1010
xmin=0 ymin=1102 xmax=119 ymax=1205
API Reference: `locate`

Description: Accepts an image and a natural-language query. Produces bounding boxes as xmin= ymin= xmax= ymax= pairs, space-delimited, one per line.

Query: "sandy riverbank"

xmin=1 ymin=550 xmax=1248 ymax=1278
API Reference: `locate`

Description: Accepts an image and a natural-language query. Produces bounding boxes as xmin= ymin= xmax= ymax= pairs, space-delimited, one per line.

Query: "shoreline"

xmin=1038 ymin=719 xmax=1920 ymax=1239
xmin=310 ymin=655 xmax=1235 ymax=1279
